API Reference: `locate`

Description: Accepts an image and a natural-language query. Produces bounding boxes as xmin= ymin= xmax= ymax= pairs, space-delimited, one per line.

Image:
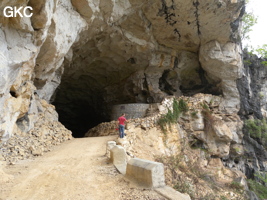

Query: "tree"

xmin=241 ymin=11 xmax=257 ymax=41
xmin=241 ymin=0 xmax=258 ymax=42
xmin=255 ymin=44 xmax=267 ymax=58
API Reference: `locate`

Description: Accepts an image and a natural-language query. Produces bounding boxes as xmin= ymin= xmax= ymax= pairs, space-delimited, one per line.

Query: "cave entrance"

xmin=51 ymin=62 xmax=222 ymax=138
xmin=49 ymin=34 xmax=153 ymax=138
xmin=52 ymin=93 xmax=109 ymax=138
xmin=49 ymin=36 xmax=223 ymax=138
xmin=50 ymin=42 xmax=145 ymax=138
xmin=51 ymin=66 xmax=112 ymax=138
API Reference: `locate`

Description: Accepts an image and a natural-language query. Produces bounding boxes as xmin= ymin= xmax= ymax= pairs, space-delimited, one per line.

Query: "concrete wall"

xmin=111 ymin=103 xmax=150 ymax=120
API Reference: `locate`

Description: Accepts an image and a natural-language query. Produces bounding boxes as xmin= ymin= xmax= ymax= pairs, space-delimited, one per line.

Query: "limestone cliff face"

xmin=237 ymin=52 xmax=267 ymax=180
xmin=0 ymin=1 xmax=246 ymax=159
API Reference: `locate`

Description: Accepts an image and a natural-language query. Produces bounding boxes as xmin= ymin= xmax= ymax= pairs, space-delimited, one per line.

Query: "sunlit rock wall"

xmin=0 ymin=0 xmax=246 ymax=161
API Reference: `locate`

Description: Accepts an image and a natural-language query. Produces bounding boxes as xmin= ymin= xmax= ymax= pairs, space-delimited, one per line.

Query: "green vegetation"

xmin=228 ymin=181 xmax=244 ymax=191
xmin=243 ymin=59 xmax=252 ymax=65
xmin=256 ymin=172 xmax=267 ymax=184
xmin=241 ymin=9 xmax=258 ymax=41
xmin=220 ymin=196 xmax=228 ymax=200
xmin=247 ymin=172 xmax=267 ymax=200
xmin=201 ymin=103 xmax=210 ymax=110
xmin=259 ymin=92 xmax=264 ymax=99
xmin=190 ymin=111 xmax=198 ymax=118
xmin=241 ymin=1 xmax=267 ymax=66
xmin=244 ymin=119 xmax=267 ymax=199
xmin=241 ymin=0 xmax=258 ymax=42
xmin=177 ymin=98 xmax=189 ymax=113
xmin=244 ymin=118 xmax=267 ymax=148
xmin=255 ymin=44 xmax=267 ymax=58
xmin=158 ymin=98 xmax=188 ymax=134
xmin=244 ymin=44 xmax=267 ymax=67
xmin=256 ymin=45 xmax=267 ymax=66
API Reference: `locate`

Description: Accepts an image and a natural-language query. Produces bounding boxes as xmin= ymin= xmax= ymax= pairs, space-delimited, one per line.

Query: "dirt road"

xmin=0 ymin=136 xmax=165 ymax=200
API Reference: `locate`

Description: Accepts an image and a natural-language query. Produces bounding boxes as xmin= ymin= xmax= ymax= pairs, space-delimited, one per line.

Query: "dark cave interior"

xmin=51 ymin=65 xmax=222 ymax=138
xmin=53 ymin=98 xmax=108 ymax=138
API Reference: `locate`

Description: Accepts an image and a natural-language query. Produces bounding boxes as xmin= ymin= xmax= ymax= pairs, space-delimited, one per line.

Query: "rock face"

xmin=51 ymin=0 xmax=245 ymax=135
xmin=95 ymin=95 xmax=247 ymax=199
xmin=0 ymin=0 xmax=250 ymax=178
xmin=236 ymin=51 xmax=267 ymax=179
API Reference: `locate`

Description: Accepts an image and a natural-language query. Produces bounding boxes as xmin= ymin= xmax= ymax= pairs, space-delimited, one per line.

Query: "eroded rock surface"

xmin=95 ymin=95 xmax=247 ymax=199
xmin=0 ymin=0 xmax=245 ymax=141
xmin=1 ymin=1 xmax=258 ymax=196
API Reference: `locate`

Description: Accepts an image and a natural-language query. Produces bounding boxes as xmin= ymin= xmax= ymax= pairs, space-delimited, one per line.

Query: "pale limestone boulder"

xmin=192 ymin=116 xmax=233 ymax=157
xmin=203 ymin=41 xmax=243 ymax=80
xmin=226 ymin=120 xmax=243 ymax=144
xmin=125 ymin=123 xmax=180 ymax=159
xmin=213 ymin=120 xmax=233 ymax=142
xmin=199 ymin=40 xmax=243 ymax=112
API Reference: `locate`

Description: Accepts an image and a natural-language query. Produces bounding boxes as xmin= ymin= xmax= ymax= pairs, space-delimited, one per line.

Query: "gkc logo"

xmin=3 ymin=6 xmax=33 ymax=18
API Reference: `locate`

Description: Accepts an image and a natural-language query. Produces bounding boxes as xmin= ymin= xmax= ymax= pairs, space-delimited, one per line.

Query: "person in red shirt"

xmin=118 ymin=113 xmax=127 ymax=138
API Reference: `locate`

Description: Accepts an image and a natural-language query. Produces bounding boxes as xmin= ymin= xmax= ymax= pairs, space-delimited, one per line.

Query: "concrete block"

xmin=126 ymin=158 xmax=165 ymax=188
xmin=155 ymin=186 xmax=191 ymax=200
xmin=106 ymin=141 xmax=116 ymax=159
xmin=110 ymin=145 xmax=127 ymax=174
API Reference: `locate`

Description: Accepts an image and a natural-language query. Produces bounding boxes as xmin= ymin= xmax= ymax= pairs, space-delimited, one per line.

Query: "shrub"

xmin=178 ymin=98 xmax=189 ymax=113
xmin=248 ymin=178 xmax=267 ymax=200
xmin=158 ymin=98 xmax=188 ymax=134
xmin=191 ymin=111 xmax=198 ymax=118
xmin=244 ymin=118 xmax=267 ymax=148
xmin=245 ymin=119 xmax=262 ymax=138
xmin=220 ymin=196 xmax=228 ymax=200
xmin=201 ymin=103 xmax=210 ymax=110
xmin=246 ymin=162 xmax=267 ymax=199
xmin=173 ymin=182 xmax=194 ymax=197
xmin=158 ymin=109 xmax=176 ymax=134
xmin=228 ymin=181 xmax=244 ymax=191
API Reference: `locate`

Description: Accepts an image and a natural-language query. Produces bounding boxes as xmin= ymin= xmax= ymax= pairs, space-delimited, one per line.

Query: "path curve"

xmin=0 ymin=136 xmax=165 ymax=200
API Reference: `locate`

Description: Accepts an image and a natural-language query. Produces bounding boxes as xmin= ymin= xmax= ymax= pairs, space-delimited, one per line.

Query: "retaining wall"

xmin=111 ymin=103 xmax=150 ymax=120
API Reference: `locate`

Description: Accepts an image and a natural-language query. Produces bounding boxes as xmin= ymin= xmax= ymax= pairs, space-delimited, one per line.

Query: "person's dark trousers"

xmin=119 ymin=124 xmax=125 ymax=138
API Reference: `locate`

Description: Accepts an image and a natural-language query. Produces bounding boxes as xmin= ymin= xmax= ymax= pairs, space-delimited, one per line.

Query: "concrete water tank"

xmin=111 ymin=103 xmax=150 ymax=121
